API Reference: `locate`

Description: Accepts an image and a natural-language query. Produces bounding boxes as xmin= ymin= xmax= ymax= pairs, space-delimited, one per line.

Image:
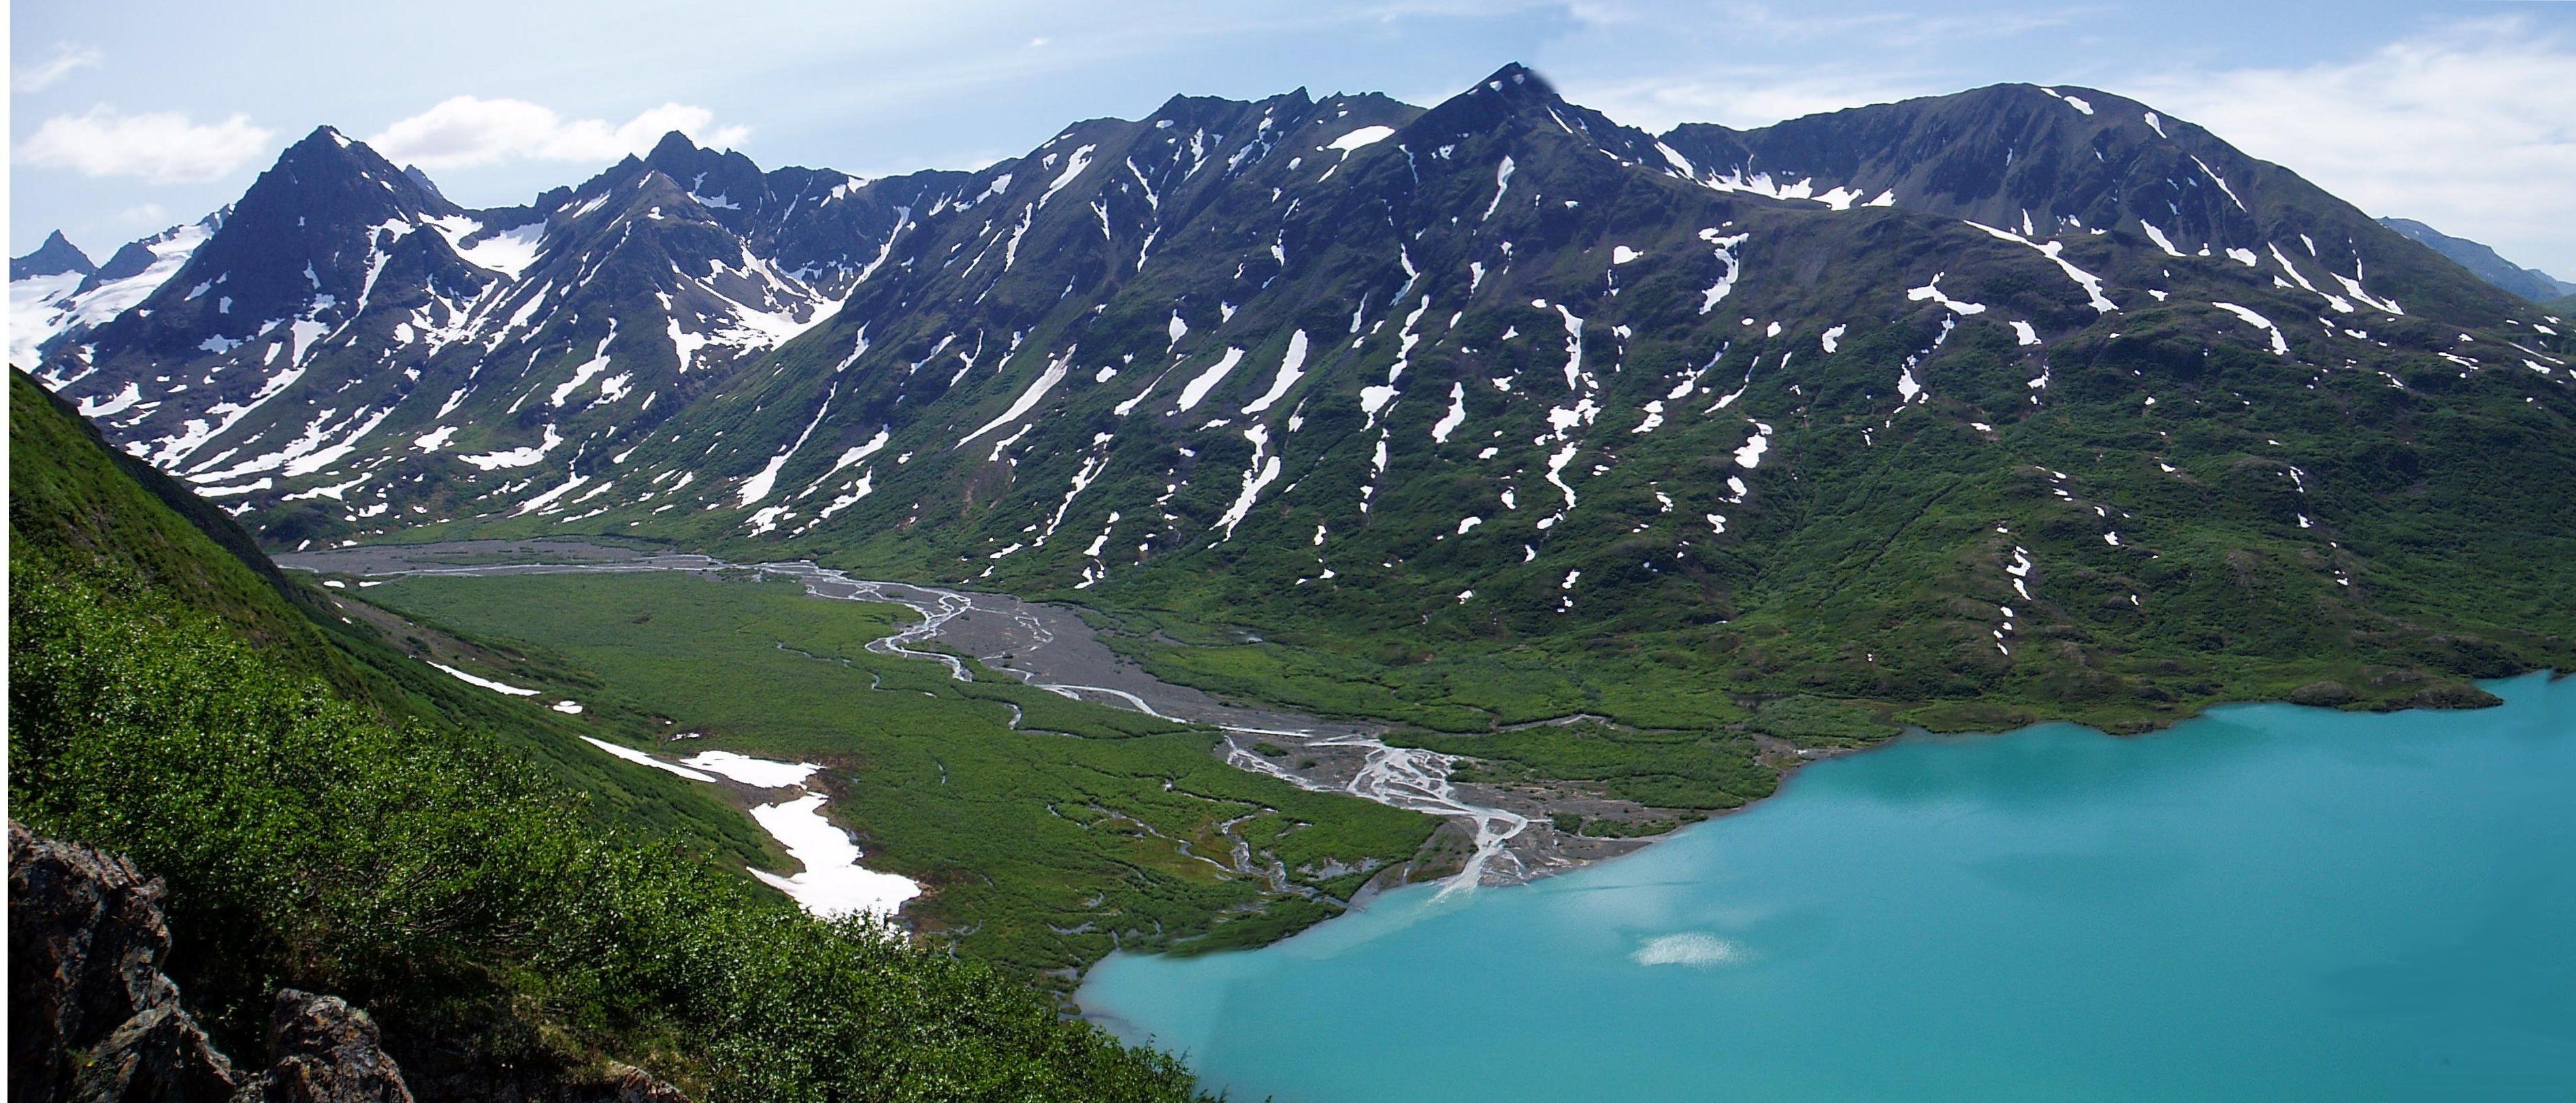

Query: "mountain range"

xmin=2376 ymin=216 xmax=2576 ymax=304
xmin=16 ymin=63 xmax=2575 ymax=742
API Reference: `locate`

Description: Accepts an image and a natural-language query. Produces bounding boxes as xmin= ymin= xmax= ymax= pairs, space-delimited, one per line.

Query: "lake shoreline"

xmin=283 ymin=538 xmax=2572 ymax=972
xmin=1073 ymin=671 xmax=2576 ymax=1102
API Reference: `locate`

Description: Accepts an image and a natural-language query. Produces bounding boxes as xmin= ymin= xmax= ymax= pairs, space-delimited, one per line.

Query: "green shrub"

xmin=7 ymin=567 xmax=1205 ymax=1101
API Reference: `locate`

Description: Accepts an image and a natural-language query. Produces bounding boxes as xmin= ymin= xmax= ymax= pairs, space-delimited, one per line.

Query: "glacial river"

xmin=1079 ymin=672 xmax=2576 ymax=1102
xmin=285 ymin=540 xmax=1550 ymax=910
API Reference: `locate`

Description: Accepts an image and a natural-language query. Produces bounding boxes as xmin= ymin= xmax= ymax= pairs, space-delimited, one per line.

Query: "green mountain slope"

xmin=12 ymin=367 xmax=362 ymax=682
xmin=12 ymin=370 xmax=774 ymax=860
xmin=7 ymin=368 xmax=1209 ymax=1100
xmin=607 ymin=70 xmax=2576 ymax=744
xmin=30 ymin=64 xmax=2576 ymax=845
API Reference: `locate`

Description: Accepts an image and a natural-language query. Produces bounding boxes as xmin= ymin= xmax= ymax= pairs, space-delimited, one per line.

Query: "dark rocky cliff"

xmin=11 ymin=821 xmax=242 ymax=1101
xmin=12 ymin=823 xmax=692 ymax=1103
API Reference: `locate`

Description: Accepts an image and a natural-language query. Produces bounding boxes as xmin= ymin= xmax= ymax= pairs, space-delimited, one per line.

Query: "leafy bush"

xmin=8 ymin=567 xmax=1205 ymax=1101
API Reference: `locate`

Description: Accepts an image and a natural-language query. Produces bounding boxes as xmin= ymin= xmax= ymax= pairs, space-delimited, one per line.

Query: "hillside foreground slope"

xmin=9 ymin=367 xmax=1211 ymax=1100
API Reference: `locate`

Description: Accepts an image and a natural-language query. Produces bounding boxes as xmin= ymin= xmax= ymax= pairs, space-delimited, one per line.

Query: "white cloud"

xmin=1569 ymin=67 xmax=1940 ymax=131
xmin=2128 ymin=18 xmax=2576 ymax=277
xmin=1554 ymin=5 xmax=2089 ymax=131
xmin=1566 ymin=14 xmax=2575 ymax=276
xmin=14 ymin=44 xmax=103 ymax=93
xmin=14 ymin=108 xmax=276 ymax=184
xmin=365 ymin=97 xmax=751 ymax=170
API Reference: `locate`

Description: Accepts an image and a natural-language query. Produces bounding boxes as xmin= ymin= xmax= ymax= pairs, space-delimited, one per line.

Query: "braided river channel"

xmin=287 ymin=542 xmax=2576 ymax=1101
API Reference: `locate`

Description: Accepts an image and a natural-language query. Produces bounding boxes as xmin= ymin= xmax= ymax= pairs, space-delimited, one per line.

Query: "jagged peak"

xmin=400 ymin=165 xmax=444 ymax=203
xmin=272 ymin=125 xmax=371 ymax=171
xmin=121 ymin=123 xmax=461 ymax=326
xmin=1476 ymin=61 xmax=1549 ymax=95
xmin=1414 ymin=61 xmax=1580 ymax=135
xmin=647 ymin=129 xmax=702 ymax=165
xmin=265 ymin=124 xmax=429 ymax=195
xmin=301 ymin=123 xmax=355 ymax=148
xmin=573 ymin=152 xmax=664 ymax=207
xmin=637 ymin=131 xmax=768 ymax=212
xmin=1149 ymin=89 xmax=1308 ymax=133
xmin=12 ymin=230 xmax=97 ymax=280
xmin=1252 ymin=85 xmax=1318 ymax=121
xmin=1402 ymin=60 xmax=1663 ymax=166
xmin=1147 ymin=92 xmax=1207 ymax=120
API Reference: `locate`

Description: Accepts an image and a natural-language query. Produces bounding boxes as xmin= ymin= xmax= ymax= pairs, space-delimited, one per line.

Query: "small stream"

xmin=287 ymin=541 xmax=1546 ymax=899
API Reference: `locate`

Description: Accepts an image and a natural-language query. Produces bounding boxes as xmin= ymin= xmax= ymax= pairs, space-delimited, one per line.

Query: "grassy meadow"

xmin=359 ymin=570 xmax=1436 ymax=979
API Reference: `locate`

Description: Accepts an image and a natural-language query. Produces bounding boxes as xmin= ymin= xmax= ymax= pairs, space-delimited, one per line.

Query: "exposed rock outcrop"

xmin=11 ymin=823 xmax=689 ymax=1103
xmin=9 ymin=821 xmax=239 ymax=1102
xmin=243 ymin=990 xmax=414 ymax=1103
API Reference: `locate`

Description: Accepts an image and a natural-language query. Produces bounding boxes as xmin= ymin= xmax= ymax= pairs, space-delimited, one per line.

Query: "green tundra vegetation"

xmin=7 ymin=377 xmax=777 ymax=866
xmin=7 ymin=369 xmax=1213 ymax=1100
xmin=1024 ymin=303 xmax=2576 ymax=802
xmin=22 ymin=63 xmax=2576 ymax=1100
xmin=355 ymin=568 xmax=1436 ymax=974
xmin=29 ymin=69 xmax=2576 ymax=869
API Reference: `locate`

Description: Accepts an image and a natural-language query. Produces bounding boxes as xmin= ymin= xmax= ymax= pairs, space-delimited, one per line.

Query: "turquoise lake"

xmin=1079 ymin=673 xmax=2576 ymax=1102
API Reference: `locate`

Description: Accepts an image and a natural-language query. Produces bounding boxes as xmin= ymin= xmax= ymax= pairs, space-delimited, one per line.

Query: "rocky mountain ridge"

xmin=2377 ymin=216 xmax=2575 ymax=303
xmin=18 ymin=63 xmax=2575 ymax=731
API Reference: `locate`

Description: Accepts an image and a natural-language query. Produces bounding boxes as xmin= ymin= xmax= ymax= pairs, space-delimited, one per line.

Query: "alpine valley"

xmin=19 ymin=63 xmax=2576 ymax=904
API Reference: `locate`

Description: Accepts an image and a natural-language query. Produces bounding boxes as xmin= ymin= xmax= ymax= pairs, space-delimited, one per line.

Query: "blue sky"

xmin=12 ymin=1 xmax=2576 ymax=275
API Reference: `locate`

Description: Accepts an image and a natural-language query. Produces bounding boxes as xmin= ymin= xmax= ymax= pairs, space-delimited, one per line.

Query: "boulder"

xmin=12 ymin=821 xmax=667 ymax=1103
xmin=245 ymin=990 xmax=415 ymax=1103
xmin=8 ymin=821 xmax=240 ymax=1102
xmin=71 ymin=1004 xmax=242 ymax=1102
